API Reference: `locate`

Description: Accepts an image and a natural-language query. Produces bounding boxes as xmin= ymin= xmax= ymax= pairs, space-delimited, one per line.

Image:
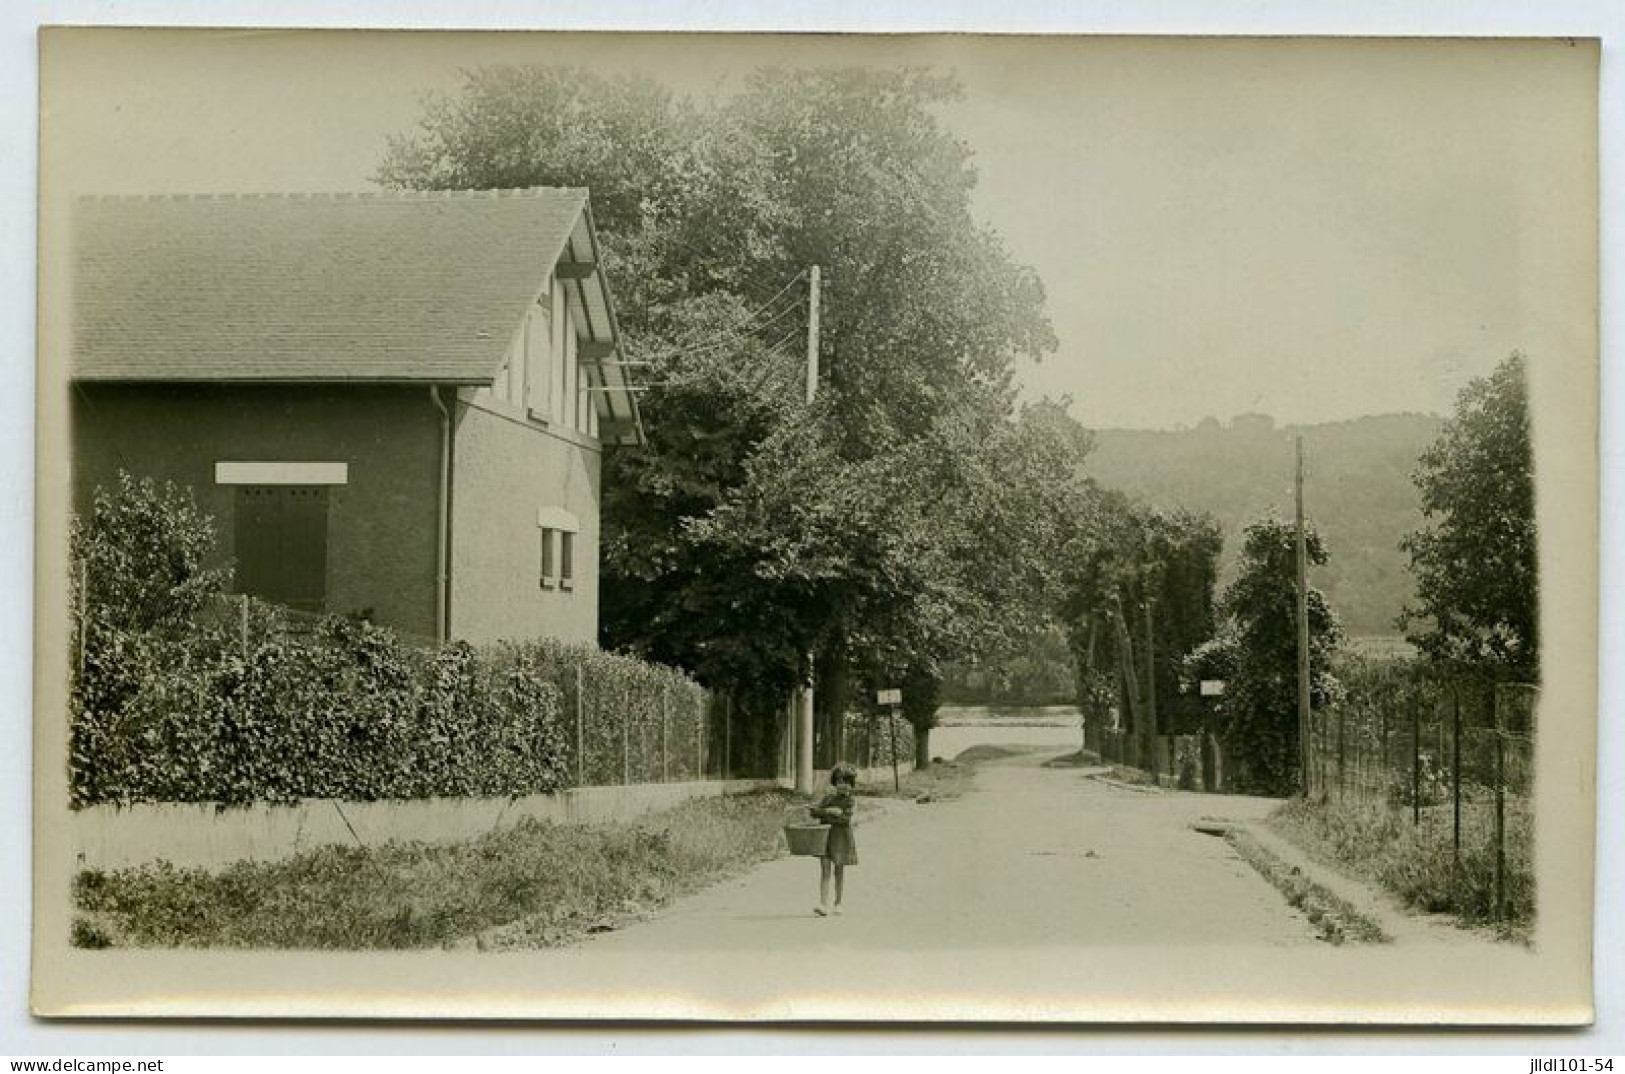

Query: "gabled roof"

xmin=73 ymin=187 xmax=644 ymax=446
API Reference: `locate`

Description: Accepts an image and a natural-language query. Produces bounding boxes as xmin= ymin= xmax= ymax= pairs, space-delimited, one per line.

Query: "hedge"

xmin=70 ymin=601 xmax=723 ymax=807
xmin=841 ymin=709 xmax=915 ymax=770
xmin=67 ymin=473 xmax=722 ymax=807
xmin=489 ymin=638 xmax=712 ymax=788
xmin=70 ymin=603 xmax=586 ymax=807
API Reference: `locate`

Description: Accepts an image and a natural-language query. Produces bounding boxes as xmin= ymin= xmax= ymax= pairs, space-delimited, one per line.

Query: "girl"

xmin=809 ymin=762 xmax=859 ymax=916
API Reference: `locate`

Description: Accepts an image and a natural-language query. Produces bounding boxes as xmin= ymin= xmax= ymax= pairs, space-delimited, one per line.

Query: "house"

xmin=70 ymin=188 xmax=644 ymax=645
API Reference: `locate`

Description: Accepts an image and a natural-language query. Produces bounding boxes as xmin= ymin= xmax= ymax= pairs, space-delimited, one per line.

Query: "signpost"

xmin=877 ymin=689 xmax=903 ymax=791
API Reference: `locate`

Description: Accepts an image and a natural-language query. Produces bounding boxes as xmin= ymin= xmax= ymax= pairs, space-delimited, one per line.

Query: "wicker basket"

xmin=783 ymin=823 xmax=831 ymax=857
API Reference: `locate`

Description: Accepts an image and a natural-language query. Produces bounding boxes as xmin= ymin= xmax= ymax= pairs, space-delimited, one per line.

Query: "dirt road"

xmin=585 ymin=751 xmax=1317 ymax=954
xmin=408 ymin=747 xmax=1544 ymax=1021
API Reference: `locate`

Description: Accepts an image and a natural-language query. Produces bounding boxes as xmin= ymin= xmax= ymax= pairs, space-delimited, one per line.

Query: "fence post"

xmin=661 ymin=688 xmax=670 ymax=783
xmin=575 ymin=665 xmax=585 ymax=788
xmin=1410 ymin=700 xmax=1421 ymax=827
xmin=621 ymin=680 xmax=630 ymax=786
xmin=1379 ymin=705 xmax=1389 ymax=809
xmin=239 ymin=593 xmax=250 ymax=658
xmin=695 ymin=689 xmax=704 ymax=783
xmin=1494 ymin=696 xmax=1507 ymax=921
xmin=887 ymin=710 xmax=901 ymax=792
xmin=1336 ymin=706 xmax=1346 ymax=803
xmin=1451 ymin=684 xmax=1462 ymax=862
xmin=723 ymin=694 xmax=732 ymax=782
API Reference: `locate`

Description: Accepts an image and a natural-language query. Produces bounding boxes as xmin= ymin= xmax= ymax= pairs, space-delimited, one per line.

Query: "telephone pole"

xmin=1295 ymin=434 xmax=1313 ymax=798
xmin=794 ymin=266 xmax=821 ymax=794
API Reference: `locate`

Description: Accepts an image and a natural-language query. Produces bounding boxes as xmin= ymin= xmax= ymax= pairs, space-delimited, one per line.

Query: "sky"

xmin=39 ymin=30 xmax=1598 ymax=430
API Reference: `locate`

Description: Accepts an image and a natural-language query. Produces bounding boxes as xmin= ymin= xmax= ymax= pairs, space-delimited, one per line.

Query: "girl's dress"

xmin=812 ymin=787 xmax=859 ymax=866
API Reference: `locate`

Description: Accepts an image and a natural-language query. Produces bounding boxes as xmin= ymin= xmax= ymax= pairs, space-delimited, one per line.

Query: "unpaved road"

xmin=584 ymin=751 xmax=1318 ymax=953
xmin=399 ymin=746 xmax=1544 ymax=1022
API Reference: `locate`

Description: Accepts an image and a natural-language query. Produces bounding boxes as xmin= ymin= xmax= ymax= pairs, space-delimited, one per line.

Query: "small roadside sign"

xmin=1200 ymin=680 xmax=1226 ymax=697
xmin=877 ymin=688 xmax=902 ymax=706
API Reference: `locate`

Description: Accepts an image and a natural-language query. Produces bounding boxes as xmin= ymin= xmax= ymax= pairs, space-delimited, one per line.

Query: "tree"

xmin=1399 ymin=354 xmax=1537 ymax=681
xmin=1056 ymin=490 xmax=1223 ymax=752
xmin=379 ymin=65 xmax=1065 ymax=772
xmin=1207 ymin=518 xmax=1343 ymax=796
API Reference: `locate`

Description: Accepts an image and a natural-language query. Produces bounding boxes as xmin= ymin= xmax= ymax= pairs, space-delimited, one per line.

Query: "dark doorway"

xmin=233 ymin=486 xmax=329 ymax=613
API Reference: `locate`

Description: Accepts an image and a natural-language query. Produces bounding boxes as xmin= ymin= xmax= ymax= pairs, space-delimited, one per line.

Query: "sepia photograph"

xmin=30 ymin=27 xmax=1600 ymax=1023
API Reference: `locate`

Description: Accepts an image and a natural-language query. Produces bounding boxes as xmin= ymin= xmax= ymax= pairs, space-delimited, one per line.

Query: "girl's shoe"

xmin=813 ymin=906 xmax=828 ymax=917
xmin=831 ymin=907 xmax=843 ymax=916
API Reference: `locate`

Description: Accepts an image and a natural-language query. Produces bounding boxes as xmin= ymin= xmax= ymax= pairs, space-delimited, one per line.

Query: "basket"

xmin=783 ymin=823 xmax=831 ymax=857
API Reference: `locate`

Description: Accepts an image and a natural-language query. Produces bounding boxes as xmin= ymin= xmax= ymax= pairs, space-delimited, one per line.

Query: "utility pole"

xmin=794 ymin=266 xmax=821 ymax=795
xmin=1295 ymin=434 xmax=1313 ymax=798
xmin=1143 ymin=598 xmax=1158 ymax=777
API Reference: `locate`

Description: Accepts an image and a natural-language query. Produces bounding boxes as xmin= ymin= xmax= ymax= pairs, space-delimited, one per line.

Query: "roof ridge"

xmin=77 ymin=187 xmax=589 ymax=203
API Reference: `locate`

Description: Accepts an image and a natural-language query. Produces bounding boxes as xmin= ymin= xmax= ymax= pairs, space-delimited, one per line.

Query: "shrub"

xmin=841 ymin=709 xmax=915 ymax=769
xmin=69 ymin=472 xmax=702 ymax=806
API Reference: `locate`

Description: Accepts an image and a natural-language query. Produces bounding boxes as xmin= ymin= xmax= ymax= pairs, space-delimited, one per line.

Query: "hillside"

xmin=1083 ymin=412 xmax=1443 ymax=636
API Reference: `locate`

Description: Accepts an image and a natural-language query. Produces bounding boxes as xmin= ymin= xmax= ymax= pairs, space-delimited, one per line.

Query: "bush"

xmin=71 ymin=608 xmax=572 ymax=806
xmin=494 ymin=638 xmax=711 ymax=786
xmin=69 ymin=471 xmax=703 ymax=806
xmin=841 ymin=709 xmax=915 ymax=769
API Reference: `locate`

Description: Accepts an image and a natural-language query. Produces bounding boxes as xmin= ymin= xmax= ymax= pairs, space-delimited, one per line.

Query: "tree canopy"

xmin=379 ymin=65 xmax=1082 ymax=763
xmin=1399 ymin=354 xmax=1537 ymax=681
xmin=1191 ymin=517 xmax=1343 ymax=796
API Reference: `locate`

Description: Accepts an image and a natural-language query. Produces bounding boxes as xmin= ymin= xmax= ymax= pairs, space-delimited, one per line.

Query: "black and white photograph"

xmin=30 ymin=27 xmax=1600 ymax=1023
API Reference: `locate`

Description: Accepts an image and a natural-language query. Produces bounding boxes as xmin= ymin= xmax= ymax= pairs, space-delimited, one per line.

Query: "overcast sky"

xmin=40 ymin=30 xmax=1597 ymax=430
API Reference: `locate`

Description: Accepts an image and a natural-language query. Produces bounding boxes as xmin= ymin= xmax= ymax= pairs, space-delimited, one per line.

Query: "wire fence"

xmin=1310 ymin=671 xmax=1536 ymax=922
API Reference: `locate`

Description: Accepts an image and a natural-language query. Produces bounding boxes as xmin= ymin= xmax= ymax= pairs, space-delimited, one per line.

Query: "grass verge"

xmin=856 ymin=757 xmax=975 ymax=801
xmin=1042 ymin=749 xmax=1102 ymax=768
xmin=72 ymin=788 xmax=799 ymax=950
xmin=1266 ymin=796 xmax=1532 ymax=939
xmin=1224 ymin=828 xmax=1390 ymax=945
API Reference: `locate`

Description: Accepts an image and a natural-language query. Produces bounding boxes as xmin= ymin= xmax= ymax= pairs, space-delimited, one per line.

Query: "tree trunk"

xmin=814 ymin=650 xmax=849 ymax=767
xmin=914 ymin=724 xmax=931 ymax=769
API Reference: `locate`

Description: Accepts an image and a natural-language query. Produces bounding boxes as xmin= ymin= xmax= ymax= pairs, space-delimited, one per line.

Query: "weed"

xmin=71 ymin=788 xmax=799 ymax=950
xmin=1267 ymin=796 xmax=1533 ymax=930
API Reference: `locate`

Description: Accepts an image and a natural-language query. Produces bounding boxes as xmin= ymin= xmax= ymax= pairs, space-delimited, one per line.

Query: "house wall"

xmin=449 ymin=391 xmax=602 ymax=644
xmin=71 ymin=384 xmax=443 ymax=639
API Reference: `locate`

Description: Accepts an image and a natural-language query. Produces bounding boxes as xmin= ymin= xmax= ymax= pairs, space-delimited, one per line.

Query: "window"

xmin=539 ymin=528 xmax=556 ymax=589
xmin=233 ymin=486 xmax=329 ymax=613
xmin=559 ymin=531 xmax=574 ymax=590
xmin=538 ymin=506 xmax=580 ymax=593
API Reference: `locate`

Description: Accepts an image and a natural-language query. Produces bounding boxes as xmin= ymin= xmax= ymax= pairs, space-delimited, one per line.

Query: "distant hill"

xmin=1083 ymin=412 xmax=1444 ymax=636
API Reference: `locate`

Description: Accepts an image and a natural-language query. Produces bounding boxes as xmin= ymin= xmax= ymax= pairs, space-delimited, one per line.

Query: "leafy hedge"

xmin=72 ymin=607 xmax=574 ymax=807
xmin=490 ymin=638 xmax=711 ymax=788
xmin=69 ymin=472 xmax=708 ymax=808
xmin=841 ymin=709 xmax=915 ymax=770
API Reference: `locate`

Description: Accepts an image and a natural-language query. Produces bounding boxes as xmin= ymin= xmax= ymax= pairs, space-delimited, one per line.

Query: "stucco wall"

xmin=71 ymin=384 xmax=442 ymax=639
xmin=449 ymin=392 xmax=601 ymax=644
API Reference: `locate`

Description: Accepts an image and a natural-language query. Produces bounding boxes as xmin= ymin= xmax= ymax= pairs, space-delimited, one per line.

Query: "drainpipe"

xmin=430 ymin=386 xmax=452 ymax=644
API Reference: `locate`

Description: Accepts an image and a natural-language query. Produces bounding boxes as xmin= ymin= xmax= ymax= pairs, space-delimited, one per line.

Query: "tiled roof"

xmin=72 ymin=189 xmax=588 ymax=383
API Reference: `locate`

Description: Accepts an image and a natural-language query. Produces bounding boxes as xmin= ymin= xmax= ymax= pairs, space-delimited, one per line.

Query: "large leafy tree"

xmin=1202 ymin=518 xmax=1344 ymax=796
xmin=379 ymin=65 xmax=1068 ymax=770
xmin=1399 ymin=354 xmax=1537 ymax=681
xmin=1057 ymin=489 xmax=1223 ymax=753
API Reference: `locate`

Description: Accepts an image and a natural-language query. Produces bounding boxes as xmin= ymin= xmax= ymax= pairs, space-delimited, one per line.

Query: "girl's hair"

xmin=829 ymin=762 xmax=859 ymax=787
